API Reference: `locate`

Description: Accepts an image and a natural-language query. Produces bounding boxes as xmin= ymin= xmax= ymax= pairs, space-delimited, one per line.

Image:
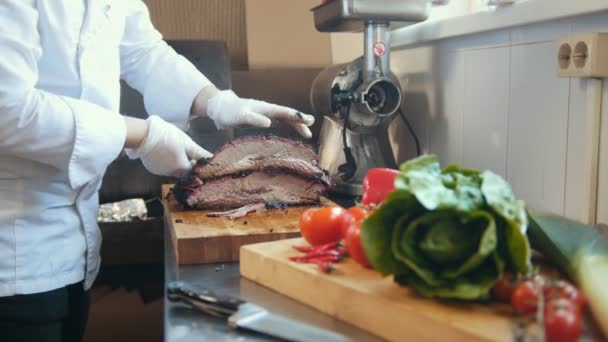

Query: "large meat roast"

xmin=171 ymin=136 xmax=329 ymax=217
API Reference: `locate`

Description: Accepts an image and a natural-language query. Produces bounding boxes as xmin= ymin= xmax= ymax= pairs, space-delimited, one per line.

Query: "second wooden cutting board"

xmin=162 ymin=184 xmax=335 ymax=264
xmin=240 ymin=237 xmax=536 ymax=342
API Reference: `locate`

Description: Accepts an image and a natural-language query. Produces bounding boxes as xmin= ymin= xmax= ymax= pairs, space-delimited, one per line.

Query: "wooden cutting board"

xmin=240 ymin=237 xmax=538 ymax=342
xmin=162 ymin=184 xmax=335 ymax=265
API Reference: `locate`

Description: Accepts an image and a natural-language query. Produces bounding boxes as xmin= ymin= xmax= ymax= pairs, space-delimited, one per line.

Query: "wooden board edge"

xmin=239 ymin=242 xmax=493 ymax=342
xmin=175 ymin=232 xmax=302 ymax=265
xmin=164 ymin=201 xmax=180 ymax=265
xmin=162 ymin=184 xmax=183 ymax=265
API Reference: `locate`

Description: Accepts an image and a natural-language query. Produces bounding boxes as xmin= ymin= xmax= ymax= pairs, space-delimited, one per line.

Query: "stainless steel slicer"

xmin=310 ymin=0 xmax=443 ymax=195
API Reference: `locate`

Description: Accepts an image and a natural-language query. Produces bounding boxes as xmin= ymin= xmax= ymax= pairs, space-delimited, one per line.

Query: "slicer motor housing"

xmin=310 ymin=0 xmax=434 ymax=195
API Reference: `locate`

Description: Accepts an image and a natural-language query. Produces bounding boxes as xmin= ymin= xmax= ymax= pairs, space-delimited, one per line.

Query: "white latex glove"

xmin=125 ymin=115 xmax=212 ymax=177
xmin=207 ymin=90 xmax=315 ymax=138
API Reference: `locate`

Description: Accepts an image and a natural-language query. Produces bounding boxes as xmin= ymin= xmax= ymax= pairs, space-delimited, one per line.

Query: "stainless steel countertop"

xmin=163 ymin=224 xmax=382 ymax=342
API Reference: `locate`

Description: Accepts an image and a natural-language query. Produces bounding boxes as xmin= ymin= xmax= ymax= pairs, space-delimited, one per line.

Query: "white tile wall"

xmin=461 ymin=47 xmax=510 ymax=177
xmin=510 ymin=18 xmax=570 ymax=45
xmin=388 ymin=11 xmax=608 ymax=223
xmin=389 ymin=47 xmax=434 ymax=164
xmin=508 ymin=42 xmax=569 ymax=215
xmin=596 ymin=84 xmax=608 ymax=225
xmin=430 ymin=51 xmax=465 ymax=167
xmin=326 ymin=9 xmax=608 ymax=223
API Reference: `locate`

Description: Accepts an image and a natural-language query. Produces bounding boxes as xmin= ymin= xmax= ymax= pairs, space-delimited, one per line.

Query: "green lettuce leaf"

xmin=361 ymin=191 xmax=424 ymax=275
xmin=481 ymin=171 xmax=531 ymax=274
xmin=389 ymin=210 xmax=499 ymax=298
xmin=395 ymin=155 xmax=484 ymax=212
xmin=395 ymin=253 xmax=504 ymax=300
xmin=361 ymin=154 xmax=532 ymax=300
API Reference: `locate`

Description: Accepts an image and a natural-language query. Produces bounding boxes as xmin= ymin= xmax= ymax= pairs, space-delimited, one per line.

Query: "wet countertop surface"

xmin=163 ymin=195 xmax=382 ymax=342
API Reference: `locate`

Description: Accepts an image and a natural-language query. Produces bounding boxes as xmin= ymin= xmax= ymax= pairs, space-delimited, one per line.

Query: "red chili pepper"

xmin=361 ymin=168 xmax=399 ymax=206
xmin=292 ymin=241 xmax=339 ymax=253
xmin=288 ymin=250 xmax=342 ymax=262
xmin=290 ymin=241 xmax=345 ymax=273
xmin=307 ymin=255 xmax=341 ymax=263
xmin=293 ymin=245 xmax=315 ymax=253
xmin=316 ymin=241 xmax=340 ymax=250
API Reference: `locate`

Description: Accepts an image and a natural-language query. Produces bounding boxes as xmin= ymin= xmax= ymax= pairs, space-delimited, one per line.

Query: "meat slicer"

xmin=310 ymin=0 xmax=443 ymax=195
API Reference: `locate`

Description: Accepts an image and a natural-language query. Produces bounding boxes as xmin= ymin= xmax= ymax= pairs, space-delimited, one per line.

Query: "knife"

xmin=167 ymin=281 xmax=351 ymax=342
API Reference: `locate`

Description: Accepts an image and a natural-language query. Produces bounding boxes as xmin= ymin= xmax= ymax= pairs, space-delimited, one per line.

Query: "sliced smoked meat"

xmin=193 ymin=136 xmax=327 ymax=183
xmin=174 ymin=171 xmax=327 ymax=210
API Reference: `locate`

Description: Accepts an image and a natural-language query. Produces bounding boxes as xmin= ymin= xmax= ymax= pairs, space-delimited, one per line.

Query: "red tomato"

xmin=544 ymin=298 xmax=582 ymax=342
xmin=344 ymin=221 xmax=371 ymax=268
xmin=361 ymin=168 xmax=399 ymax=206
xmin=300 ymin=207 xmax=344 ymax=246
xmin=511 ymin=280 xmax=540 ymax=314
xmin=492 ymin=272 xmax=519 ymax=303
xmin=544 ymin=280 xmax=585 ymax=312
xmin=339 ymin=207 xmax=370 ymax=238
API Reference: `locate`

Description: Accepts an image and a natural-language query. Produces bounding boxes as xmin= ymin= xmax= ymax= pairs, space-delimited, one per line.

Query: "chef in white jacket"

xmin=0 ymin=1 xmax=315 ymax=341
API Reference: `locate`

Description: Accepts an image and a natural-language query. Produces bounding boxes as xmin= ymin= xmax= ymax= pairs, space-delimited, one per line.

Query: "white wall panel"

xmin=571 ymin=11 xmax=608 ymax=34
xmin=378 ymin=11 xmax=608 ymax=223
xmin=508 ymin=42 xmax=570 ymax=215
xmin=438 ymin=29 xmax=510 ymax=52
xmin=428 ymin=51 xmax=465 ymax=167
xmin=563 ymin=76 xmax=604 ymax=226
xmin=461 ymin=47 xmax=510 ymax=177
xmin=596 ymin=80 xmax=608 ymax=225
xmin=569 ymin=12 xmax=608 ymax=224
xmin=390 ymin=47 xmax=436 ymax=163
xmin=510 ymin=19 xmax=570 ymax=45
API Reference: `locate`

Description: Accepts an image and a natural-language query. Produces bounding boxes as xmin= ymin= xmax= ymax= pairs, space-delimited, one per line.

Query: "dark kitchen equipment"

xmin=309 ymin=0 xmax=447 ymax=195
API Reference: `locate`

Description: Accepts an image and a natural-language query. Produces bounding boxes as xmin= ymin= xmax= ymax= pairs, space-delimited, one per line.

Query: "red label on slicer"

xmin=373 ymin=42 xmax=386 ymax=57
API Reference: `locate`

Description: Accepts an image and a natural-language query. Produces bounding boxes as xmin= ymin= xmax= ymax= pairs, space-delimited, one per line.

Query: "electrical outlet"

xmin=557 ymin=33 xmax=608 ymax=78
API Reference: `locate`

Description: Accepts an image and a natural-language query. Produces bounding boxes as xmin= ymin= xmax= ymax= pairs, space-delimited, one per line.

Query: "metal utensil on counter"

xmin=167 ymin=281 xmax=350 ymax=342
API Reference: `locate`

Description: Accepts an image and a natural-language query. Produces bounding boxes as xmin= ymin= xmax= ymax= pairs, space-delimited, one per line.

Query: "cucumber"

xmin=528 ymin=212 xmax=608 ymax=338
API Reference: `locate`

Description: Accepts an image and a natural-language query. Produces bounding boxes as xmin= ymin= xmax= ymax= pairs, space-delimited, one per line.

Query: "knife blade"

xmin=167 ymin=281 xmax=350 ymax=342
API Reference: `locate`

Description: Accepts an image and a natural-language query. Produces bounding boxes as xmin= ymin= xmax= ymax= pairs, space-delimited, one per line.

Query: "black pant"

xmin=0 ymin=282 xmax=90 ymax=342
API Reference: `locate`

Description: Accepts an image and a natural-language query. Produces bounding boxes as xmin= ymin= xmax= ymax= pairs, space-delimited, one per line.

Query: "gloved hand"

xmin=207 ymin=90 xmax=315 ymax=138
xmin=125 ymin=115 xmax=212 ymax=177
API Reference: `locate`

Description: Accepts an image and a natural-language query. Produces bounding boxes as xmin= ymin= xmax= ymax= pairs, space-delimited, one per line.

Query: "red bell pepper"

xmin=361 ymin=168 xmax=399 ymax=206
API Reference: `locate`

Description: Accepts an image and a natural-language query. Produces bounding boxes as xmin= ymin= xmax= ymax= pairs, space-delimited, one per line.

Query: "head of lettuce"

xmin=361 ymin=155 xmax=532 ymax=300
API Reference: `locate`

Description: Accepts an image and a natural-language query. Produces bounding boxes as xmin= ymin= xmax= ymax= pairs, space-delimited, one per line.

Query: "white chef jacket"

xmin=0 ymin=0 xmax=211 ymax=296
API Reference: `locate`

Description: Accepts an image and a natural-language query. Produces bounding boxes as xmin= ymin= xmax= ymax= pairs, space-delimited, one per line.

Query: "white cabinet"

xmin=391 ymin=12 xmax=608 ymax=223
xmin=508 ymin=42 xmax=569 ymax=215
xmin=461 ymin=47 xmax=510 ymax=177
xmin=597 ymin=86 xmax=608 ymax=225
xmin=430 ymin=51 xmax=465 ymax=167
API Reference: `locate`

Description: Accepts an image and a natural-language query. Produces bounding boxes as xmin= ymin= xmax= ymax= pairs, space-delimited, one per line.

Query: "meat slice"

xmin=171 ymin=136 xmax=330 ymax=211
xmin=199 ymin=156 xmax=327 ymax=184
xmin=174 ymin=171 xmax=327 ymax=210
xmin=193 ymin=136 xmax=326 ymax=182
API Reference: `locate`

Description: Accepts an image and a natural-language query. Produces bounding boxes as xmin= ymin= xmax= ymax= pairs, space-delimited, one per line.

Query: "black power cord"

xmin=338 ymin=98 xmax=357 ymax=180
xmin=397 ymin=108 xmax=421 ymax=157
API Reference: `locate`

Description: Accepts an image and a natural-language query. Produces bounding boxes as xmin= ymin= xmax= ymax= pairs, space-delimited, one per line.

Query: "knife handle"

xmin=167 ymin=281 xmax=245 ymax=317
